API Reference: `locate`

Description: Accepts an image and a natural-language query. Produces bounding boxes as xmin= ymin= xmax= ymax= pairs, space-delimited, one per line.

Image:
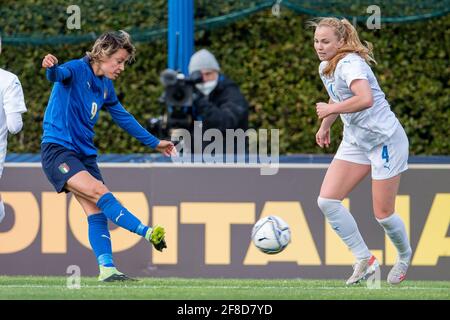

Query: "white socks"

xmin=377 ymin=213 xmax=412 ymax=262
xmin=318 ymin=197 xmax=372 ymax=261
xmin=318 ymin=197 xmax=412 ymax=264
xmin=0 ymin=200 xmax=5 ymax=224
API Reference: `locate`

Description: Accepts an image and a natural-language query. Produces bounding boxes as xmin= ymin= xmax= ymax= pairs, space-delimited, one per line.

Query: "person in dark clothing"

xmin=186 ymin=49 xmax=249 ymax=155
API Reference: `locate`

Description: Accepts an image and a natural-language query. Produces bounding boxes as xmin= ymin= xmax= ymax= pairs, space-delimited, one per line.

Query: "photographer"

xmin=151 ymin=49 xmax=249 ymax=155
xmin=188 ymin=49 xmax=249 ymax=139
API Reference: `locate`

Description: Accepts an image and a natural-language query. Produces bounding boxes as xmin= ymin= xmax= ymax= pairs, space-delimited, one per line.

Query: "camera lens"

xmin=173 ymin=87 xmax=185 ymax=102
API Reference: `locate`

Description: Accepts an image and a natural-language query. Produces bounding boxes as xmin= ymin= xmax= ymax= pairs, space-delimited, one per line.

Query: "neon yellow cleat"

xmin=145 ymin=225 xmax=167 ymax=252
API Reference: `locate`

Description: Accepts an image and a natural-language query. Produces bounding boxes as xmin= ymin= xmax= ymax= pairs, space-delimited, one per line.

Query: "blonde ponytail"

xmin=309 ymin=17 xmax=376 ymax=77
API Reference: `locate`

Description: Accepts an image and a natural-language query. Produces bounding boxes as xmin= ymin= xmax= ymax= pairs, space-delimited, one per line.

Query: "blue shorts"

xmin=41 ymin=143 xmax=104 ymax=193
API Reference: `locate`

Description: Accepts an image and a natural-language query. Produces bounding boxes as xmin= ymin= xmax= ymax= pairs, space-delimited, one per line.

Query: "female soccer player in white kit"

xmin=0 ymin=67 xmax=27 ymax=223
xmin=310 ymin=17 xmax=412 ymax=285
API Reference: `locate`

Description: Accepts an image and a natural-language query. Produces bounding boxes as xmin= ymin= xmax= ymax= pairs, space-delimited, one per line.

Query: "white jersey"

xmin=0 ymin=68 xmax=27 ymax=177
xmin=319 ymin=53 xmax=399 ymax=151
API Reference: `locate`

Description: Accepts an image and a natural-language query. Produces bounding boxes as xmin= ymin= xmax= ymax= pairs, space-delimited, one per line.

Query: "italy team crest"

xmin=58 ymin=163 xmax=70 ymax=174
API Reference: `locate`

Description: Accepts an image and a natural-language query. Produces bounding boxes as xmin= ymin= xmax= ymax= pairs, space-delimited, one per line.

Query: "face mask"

xmin=196 ymin=79 xmax=218 ymax=96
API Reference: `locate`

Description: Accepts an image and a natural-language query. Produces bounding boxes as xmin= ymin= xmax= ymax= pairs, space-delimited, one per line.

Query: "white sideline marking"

xmin=0 ymin=284 xmax=448 ymax=291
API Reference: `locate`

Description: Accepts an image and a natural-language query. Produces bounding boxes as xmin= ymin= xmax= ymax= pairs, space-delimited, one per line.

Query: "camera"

xmin=147 ymin=69 xmax=203 ymax=139
xmin=159 ymin=69 xmax=203 ymax=106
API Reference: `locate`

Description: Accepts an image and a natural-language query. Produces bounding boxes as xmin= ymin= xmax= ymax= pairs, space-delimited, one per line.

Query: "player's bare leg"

xmin=320 ymin=159 xmax=370 ymax=200
xmin=372 ymin=175 xmax=401 ymax=220
xmin=373 ymin=175 xmax=411 ymax=284
xmin=66 ymin=170 xmax=109 ymax=204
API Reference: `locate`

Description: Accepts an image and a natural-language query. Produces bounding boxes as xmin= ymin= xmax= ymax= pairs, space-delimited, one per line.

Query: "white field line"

xmin=0 ymin=284 xmax=449 ymax=291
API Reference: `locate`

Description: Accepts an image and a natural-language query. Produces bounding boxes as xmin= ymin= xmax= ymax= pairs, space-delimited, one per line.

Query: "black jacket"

xmin=193 ymin=74 xmax=249 ymax=133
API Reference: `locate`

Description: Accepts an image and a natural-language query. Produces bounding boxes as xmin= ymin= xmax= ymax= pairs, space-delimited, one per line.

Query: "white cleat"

xmin=387 ymin=260 xmax=409 ymax=285
xmin=346 ymin=255 xmax=379 ymax=285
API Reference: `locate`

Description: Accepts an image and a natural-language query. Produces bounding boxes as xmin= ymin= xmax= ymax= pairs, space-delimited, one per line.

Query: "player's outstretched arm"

xmin=42 ymin=54 xmax=72 ymax=82
xmin=107 ymin=103 xmax=177 ymax=157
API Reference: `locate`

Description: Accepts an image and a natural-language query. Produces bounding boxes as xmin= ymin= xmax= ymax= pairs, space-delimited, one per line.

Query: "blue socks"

xmin=87 ymin=213 xmax=114 ymax=267
xmin=90 ymin=193 xmax=150 ymax=271
xmin=96 ymin=192 xmax=149 ymax=237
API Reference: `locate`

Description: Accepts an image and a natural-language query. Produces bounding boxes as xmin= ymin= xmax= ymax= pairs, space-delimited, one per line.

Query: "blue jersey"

xmin=42 ymin=56 xmax=159 ymax=156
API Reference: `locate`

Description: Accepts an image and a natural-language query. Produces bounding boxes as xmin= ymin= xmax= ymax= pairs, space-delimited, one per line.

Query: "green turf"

xmin=0 ymin=276 xmax=449 ymax=300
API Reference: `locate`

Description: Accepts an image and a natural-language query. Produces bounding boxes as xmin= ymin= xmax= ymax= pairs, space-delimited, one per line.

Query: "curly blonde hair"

xmin=86 ymin=30 xmax=136 ymax=64
xmin=308 ymin=17 xmax=376 ymax=77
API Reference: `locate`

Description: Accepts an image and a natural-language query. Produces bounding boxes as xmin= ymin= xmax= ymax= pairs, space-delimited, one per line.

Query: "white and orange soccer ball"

xmin=251 ymin=215 xmax=291 ymax=254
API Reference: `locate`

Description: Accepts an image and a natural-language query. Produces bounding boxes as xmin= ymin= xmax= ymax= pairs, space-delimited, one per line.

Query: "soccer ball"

xmin=251 ymin=215 xmax=291 ymax=254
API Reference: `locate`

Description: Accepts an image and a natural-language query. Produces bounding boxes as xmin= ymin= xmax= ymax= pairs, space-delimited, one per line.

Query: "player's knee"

xmin=374 ymin=207 xmax=394 ymax=219
xmin=91 ymin=183 xmax=109 ymax=201
xmin=317 ymin=196 xmax=342 ymax=214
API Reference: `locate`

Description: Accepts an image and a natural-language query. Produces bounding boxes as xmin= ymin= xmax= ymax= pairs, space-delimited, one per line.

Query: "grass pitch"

xmin=0 ymin=276 xmax=449 ymax=300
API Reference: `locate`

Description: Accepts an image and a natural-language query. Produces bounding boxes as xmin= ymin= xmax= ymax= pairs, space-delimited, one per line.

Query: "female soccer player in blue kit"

xmin=311 ymin=18 xmax=412 ymax=285
xmin=41 ymin=30 xmax=176 ymax=282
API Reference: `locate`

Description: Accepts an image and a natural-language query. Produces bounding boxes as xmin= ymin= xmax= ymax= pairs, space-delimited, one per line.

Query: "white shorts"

xmin=334 ymin=125 xmax=409 ymax=180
